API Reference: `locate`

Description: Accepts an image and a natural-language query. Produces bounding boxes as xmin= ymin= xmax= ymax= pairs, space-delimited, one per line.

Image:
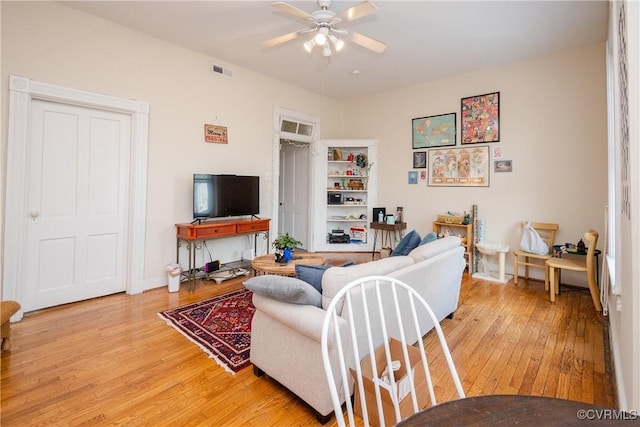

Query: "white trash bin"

xmin=166 ymin=263 xmax=183 ymax=292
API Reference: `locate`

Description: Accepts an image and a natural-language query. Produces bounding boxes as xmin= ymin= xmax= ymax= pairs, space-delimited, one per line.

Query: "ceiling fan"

xmin=261 ymin=0 xmax=387 ymax=57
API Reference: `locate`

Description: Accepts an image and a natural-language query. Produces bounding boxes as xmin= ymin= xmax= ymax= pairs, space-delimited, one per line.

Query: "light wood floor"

xmin=1 ymin=254 xmax=614 ymax=426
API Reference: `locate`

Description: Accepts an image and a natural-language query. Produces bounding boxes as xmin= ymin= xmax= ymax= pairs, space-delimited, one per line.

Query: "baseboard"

xmin=607 ymin=310 xmax=628 ymax=409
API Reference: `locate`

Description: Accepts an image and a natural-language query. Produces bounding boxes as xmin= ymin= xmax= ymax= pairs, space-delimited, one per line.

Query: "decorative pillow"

xmin=295 ymin=261 xmax=355 ymax=294
xmin=420 ymin=232 xmax=438 ymax=246
xmin=243 ymin=275 xmax=322 ymax=307
xmin=391 ymin=230 xmax=421 ymax=256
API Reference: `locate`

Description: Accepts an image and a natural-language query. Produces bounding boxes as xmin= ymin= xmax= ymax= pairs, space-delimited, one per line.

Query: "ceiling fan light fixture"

xmin=303 ymin=38 xmax=316 ymax=52
xmin=329 ymin=35 xmax=344 ymax=51
xmin=314 ymin=31 xmax=327 ymax=46
xmin=322 ymin=44 xmax=332 ymax=57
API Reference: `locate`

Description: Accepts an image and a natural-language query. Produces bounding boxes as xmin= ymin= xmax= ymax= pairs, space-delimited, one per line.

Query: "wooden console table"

xmin=176 ymin=218 xmax=270 ymax=290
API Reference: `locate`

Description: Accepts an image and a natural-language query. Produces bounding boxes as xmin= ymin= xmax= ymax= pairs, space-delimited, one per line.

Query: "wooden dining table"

xmin=396 ymin=395 xmax=639 ymax=426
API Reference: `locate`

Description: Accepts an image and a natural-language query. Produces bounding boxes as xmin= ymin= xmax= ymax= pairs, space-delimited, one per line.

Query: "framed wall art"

xmin=461 ymin=92 xmax=500 ymax=144
xmin=204 ymin=124 xmax=228 ymax=144
xmin=412 ymin=113 xmax=456 ymax=149
xmin=413 ymin=151 xmax=426 ymax=168
xmin=428 ymin=146 xmax=490 ymax=187
xmin=494 ymin=160 xmax=513 ymax=172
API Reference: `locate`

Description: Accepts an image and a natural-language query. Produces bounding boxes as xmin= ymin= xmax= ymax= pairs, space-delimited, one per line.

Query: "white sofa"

xmin=249 ymin=236 xmax=465 ymax=423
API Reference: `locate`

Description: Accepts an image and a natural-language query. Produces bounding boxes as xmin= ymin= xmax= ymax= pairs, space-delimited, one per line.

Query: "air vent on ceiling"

xmin=211 ymin=64 xmax=233 ymax=78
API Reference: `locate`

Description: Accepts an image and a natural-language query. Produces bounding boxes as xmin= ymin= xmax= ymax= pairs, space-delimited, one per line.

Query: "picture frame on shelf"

xmin=461 ymin=92 xmax=500 ymax=144
xmin=427 ymin=146 xmax=490 ymax=187
xmin=373 ymin=207 xmax=386 ymax=223
xmin=413 ymin=151 xmax=426 ymax=168
xmin=412 ymin=112 xmax=456 ymax=149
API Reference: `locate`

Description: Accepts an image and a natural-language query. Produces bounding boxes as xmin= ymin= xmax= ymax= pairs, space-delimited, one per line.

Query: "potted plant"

xmin=272 ymin=233 xmax=302 ymax=262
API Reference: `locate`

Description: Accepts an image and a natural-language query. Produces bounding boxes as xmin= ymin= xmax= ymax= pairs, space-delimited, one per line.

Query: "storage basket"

xmin=437 ymin=214 xmax=464 ymax=224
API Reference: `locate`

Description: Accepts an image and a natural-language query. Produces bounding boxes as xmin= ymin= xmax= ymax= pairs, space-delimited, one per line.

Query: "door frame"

xmin=271 ymin=107 xmax=320 ymax=250
xmin=3 ymin=75 xmax=149 ymax=320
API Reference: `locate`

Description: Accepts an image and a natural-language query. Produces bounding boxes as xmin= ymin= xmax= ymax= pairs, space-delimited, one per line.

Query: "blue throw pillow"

xmin=295 ymin=261 xmax=355 ymax=294
xmin=391 ymin=230 xmax=421 ymax=256
xmin=420 ymin=232 xmax=438 ymax=246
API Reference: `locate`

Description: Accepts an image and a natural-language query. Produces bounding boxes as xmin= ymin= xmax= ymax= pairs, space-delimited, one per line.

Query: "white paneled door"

xmin=23 ymin=100 xmax=131 ymax=312
xmin=278 ymin=142 xmax=310 ymax=250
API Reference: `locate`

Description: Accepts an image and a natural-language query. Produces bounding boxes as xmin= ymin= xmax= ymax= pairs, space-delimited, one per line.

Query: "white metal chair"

xmin=320 ymin=276 xmax=465 ymax=427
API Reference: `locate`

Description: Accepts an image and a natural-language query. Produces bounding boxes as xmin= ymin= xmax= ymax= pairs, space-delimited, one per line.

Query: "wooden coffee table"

xmin=251 ymin=253 xmax=326 ymax=276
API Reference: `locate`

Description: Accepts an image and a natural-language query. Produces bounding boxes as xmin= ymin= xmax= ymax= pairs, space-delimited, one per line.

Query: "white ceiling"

xmin=61 ymin=0 xmax=608 ymax=100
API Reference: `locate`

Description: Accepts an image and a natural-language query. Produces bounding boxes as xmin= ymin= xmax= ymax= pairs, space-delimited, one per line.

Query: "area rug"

xmin=158 ymin=288 xmax=255 ymax=374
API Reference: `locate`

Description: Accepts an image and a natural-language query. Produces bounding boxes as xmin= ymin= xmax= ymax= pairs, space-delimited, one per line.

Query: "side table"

xmin=370 ymin=222 xmax=407 ymax=259
xmin=251 ymin=253 xmax=326 ymax=276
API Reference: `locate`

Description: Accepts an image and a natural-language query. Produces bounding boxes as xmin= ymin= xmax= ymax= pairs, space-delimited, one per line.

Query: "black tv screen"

xmin=193 ymin=174 xmax=259 ymax=219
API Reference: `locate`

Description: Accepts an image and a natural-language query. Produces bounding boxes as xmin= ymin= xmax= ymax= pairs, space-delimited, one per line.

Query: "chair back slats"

xmin=321 ymin=276 xmax=465 ymax=427
xmin=527 ymin=221 xmax=559 ymax=255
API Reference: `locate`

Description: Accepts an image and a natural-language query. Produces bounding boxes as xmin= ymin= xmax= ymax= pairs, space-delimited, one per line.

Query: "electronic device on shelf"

xmin=328 ymin=192 xmax=342 ymax=205
xmin=329 ymin=229 xmax=350 ymax=243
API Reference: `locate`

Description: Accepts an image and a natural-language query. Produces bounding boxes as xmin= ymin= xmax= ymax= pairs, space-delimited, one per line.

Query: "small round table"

xmin=251 ymin=253 xmax=326 ymax=276
xmin=396 ymin=395 xmax=633 ymax=426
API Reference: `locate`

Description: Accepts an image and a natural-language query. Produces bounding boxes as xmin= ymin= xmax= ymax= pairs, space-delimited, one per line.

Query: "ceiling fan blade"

xmin=336 ymin=0 xmax=378 ymax=23
xmin=271 ymin=2 xmax=313 ymax=21
xmin=347 ymin=31 xmax=387 ymax=54
xmin=261 ymin=30 xmax=306 ymax=48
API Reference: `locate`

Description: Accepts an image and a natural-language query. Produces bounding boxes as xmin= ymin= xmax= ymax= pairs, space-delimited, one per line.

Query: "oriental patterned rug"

xmin=158 ymin=288 xmax=255 ymax=374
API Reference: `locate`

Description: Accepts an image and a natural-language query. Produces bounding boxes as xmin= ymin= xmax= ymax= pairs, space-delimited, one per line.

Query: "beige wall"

xmin=0 ymin=1 xmax=343 ymax=287
xmin=343 ymin=43 xmax=608 ymax=284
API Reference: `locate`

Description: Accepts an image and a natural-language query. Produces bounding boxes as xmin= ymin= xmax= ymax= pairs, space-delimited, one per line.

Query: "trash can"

xmin=165 ymin=263 xmax=182 ymax=292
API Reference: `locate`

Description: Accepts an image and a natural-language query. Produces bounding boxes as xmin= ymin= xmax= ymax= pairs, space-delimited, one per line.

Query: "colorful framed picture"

xmin=427 ymin=146 xmax=490 ymax=187
xmin=494 ymin=160 xmax=513 ymax=172
xmin=413 ymin=151 xmax=426 ymax=168
xmin=412 ymin=113 xmax=456 ymax=149
xmin=461 ymin=92 xmax=500 ymax=144
xmin=408 ymin=171 xmax=418 ymax=184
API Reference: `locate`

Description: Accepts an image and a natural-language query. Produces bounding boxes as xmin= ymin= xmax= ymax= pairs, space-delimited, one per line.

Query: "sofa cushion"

xmin=409 ymin=235 xmax=462 ymax=263
xmin=295 ymin=261 xmax=355 ymax=294
xmin=391 ymin=230 xmax=421 ymax=256
xmin=243 ymin=275 xmax=322 ymax=307
xmin=420 ymin=231 xmax=438 ymax=246
xmin=321 ymin=256 xmax=415 ymax=310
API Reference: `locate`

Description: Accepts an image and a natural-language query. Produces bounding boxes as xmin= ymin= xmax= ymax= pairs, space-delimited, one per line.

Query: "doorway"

xmin=279 ymin=140 xmax=310 ymax=249
xmin=3 ymin=75 xmax=149 ymax=319
xmin=272 ymin=108 xmax=320 ymax=250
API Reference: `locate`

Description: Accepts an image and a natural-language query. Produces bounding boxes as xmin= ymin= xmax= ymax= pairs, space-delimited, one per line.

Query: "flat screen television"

xmin=193 ymin=174 xmax=259 ymax=219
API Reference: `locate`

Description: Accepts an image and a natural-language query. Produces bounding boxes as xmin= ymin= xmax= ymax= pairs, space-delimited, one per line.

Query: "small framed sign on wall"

xmin=204 ymin=124 xmax=228 ymax=144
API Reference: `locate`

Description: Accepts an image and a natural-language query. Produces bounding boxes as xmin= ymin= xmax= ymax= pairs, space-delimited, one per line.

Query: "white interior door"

xmin=22 ymin=100 xmax=131 ymax=312
xmin=278 ymin=141 xmax=310 ymax=249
